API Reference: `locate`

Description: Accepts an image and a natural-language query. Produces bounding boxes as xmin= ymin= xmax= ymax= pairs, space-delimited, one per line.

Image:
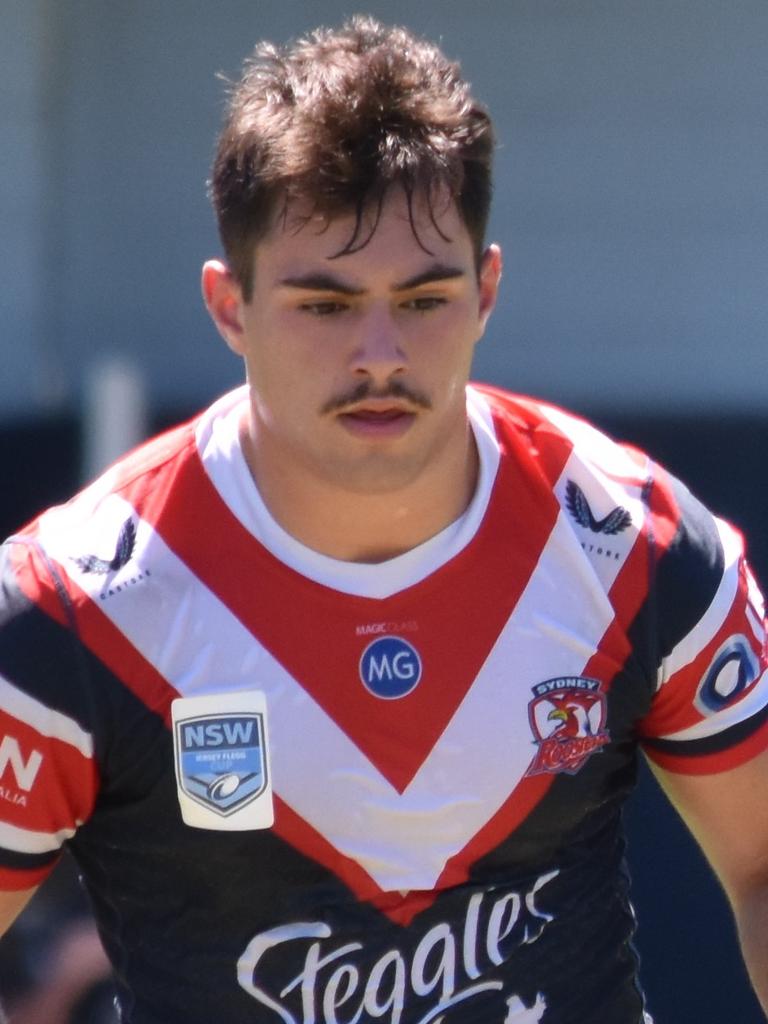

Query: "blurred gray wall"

xmin=2 ymin=0 xmax=768 ymax=421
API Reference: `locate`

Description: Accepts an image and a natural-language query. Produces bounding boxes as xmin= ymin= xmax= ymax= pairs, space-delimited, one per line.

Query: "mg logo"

xmin=0 ymin=736 xmax=43 ymax=792
xmin=359 ymin=636 xmax=422 ymax=699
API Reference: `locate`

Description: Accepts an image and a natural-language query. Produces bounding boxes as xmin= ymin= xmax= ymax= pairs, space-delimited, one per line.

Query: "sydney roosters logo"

xmin=73 ymin=517 xmax=136 ymax=574
xmin=565 ymin=480 xmax=632 ymax=535
xmin=526 ymin=676 xmax=610 ymax=776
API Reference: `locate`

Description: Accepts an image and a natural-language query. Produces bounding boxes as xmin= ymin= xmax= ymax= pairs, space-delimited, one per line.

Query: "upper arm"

xmin=634 ymin=471 xmax=768 ymax=903
xmin=650 ymin=749 xmax=768 ymax=907
xmin=0 ymin=541 xmax=97 ymax=893
xmin=0 ymin=885 xmax=38 ymax=938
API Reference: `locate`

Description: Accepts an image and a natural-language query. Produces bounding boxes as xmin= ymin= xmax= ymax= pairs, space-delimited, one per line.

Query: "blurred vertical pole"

xmin=81 ymin=357 xmax=148 ymax=483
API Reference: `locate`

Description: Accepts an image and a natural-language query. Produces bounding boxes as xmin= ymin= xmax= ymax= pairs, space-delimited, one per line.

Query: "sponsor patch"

xmin=695 ymin=635 xmax=760 ymax=715
xmin=172 ymin=691 xmax=273 ymax=830
xmin=237 ymin=871 xmax=558 ymax=1021
xmin=526 ymin=676 xmax=610 ymax=776
xmin=359 ymin=636 xmax=422 ymax=699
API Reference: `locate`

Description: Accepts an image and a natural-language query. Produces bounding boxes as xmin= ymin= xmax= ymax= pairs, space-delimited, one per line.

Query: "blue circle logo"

xmin=359 ymin=636 xmax=422 ymax=699
xmin=696 ymin=635 xmax=759 ymax=714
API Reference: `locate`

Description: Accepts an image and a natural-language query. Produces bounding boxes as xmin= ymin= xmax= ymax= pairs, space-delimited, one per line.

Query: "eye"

xmin=402 ymin=296 xmax=448 ymax=312
xmin=299 ymin=300 xmax=348 ymax=316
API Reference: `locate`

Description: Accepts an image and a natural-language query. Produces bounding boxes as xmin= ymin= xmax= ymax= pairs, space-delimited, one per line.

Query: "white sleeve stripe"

xmin=746 ymin=604 xmax=764 ymax=646
xmin=0 ymin=675 xmax=94 ymax=759
xmin=0 ymin=819 xmax=77 ymax=854
xmin=652 ymin=669 xmax=768 ymax=743
xmin=658 ymin=518 xmax=743 ymax=688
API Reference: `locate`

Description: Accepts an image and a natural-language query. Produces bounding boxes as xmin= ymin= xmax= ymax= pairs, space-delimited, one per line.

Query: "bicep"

xmin=650 ymin=749 xmax=768 ymax=906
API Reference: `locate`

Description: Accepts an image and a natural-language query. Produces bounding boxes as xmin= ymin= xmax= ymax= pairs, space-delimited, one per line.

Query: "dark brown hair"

xmin=209 ymin=16 xmax=494 ymax=299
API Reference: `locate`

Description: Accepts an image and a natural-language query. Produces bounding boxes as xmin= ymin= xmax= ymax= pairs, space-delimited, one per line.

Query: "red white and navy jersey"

xmin=1 ymin=384 xmax=766 ymax=1023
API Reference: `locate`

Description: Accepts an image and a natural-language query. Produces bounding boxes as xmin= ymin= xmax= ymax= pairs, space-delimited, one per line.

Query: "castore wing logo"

xmin=565 ymin=480 xmax=631 ymax=535
xmin=73 ymin=517 xmax=137 ymax=574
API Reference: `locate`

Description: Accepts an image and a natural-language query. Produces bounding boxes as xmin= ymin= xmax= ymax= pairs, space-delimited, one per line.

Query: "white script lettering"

xmin=237 ymin=871 xmax=559 ymax=1023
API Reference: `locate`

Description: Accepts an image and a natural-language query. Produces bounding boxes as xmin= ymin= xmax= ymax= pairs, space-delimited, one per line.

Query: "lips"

xmin=337 ymin=405 xmax=417 ymax=438
xmin=346 ymin=408 xmax=406 ymax=421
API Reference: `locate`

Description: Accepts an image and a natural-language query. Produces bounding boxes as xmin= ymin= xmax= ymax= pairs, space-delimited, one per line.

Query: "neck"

xmin=239 ymin=418 xmax=479 ymax=563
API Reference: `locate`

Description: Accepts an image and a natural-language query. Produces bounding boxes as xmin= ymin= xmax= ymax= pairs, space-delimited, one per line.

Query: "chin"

xmin=323 ymin=455 xmax=428 ymax=496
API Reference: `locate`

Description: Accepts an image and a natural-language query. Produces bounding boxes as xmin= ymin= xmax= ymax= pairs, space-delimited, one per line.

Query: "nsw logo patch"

xmin=526 ymin=677 xmax=610 ymax=777
xmin=171 ymin=691 xmax=273 ymax=830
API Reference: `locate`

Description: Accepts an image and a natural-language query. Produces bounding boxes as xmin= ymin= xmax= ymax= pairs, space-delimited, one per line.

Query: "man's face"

xmin=207 ymin=189 xmax=501 ymax=496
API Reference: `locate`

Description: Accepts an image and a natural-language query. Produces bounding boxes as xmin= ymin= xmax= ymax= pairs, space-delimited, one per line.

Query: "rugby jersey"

xmin=0 ymin=383 xmax=765 ymax=1023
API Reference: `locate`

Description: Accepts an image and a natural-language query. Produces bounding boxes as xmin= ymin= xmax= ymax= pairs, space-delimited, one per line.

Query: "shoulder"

xmin=469 ymin=382 xmax=649 ymax=482
xmin=470 ymin=383 xmax=651 ymax=542
xmin=1 ymin=407 xmax=208 ymax=628
xmin=11 ymin=407 xmax=203 ymax=546
xmin=470 ymin=382 xmax=734 ymax=618
xmin=470 ymin=381 xmax=723 ymax=533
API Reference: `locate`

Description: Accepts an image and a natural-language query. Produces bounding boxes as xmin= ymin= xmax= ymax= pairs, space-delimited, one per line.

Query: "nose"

xmin=349 ymin=307 xmax=407 ymax=383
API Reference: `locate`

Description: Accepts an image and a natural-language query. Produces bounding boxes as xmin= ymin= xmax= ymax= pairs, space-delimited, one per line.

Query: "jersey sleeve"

xmin=637 ymin=466 xmax=768 ymax=775
xmin=0 ymin=538 xmax=99 ymax=889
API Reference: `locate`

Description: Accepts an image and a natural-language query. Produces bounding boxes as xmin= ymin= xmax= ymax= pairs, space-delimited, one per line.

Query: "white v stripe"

xmin=40 ymin=493 xmax=615 ymax=891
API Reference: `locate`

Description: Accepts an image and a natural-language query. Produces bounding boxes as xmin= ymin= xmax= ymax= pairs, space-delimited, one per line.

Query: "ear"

xmin=477 ymin=244 xmax=502 ymax=333
xmin=201 ymin=259 xmax=247 ymax=355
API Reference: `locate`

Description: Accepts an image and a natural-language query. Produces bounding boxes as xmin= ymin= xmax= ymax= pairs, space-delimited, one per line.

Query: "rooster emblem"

xmin=565 ymin=480 xmax=631 ymax=535
xmin=527 ymin=678 xmax=611 ymax=777
xmin=546 ymin=691 xmax=602 ymax=739
xmin=73 ymin=517 xmax=137 ymax=574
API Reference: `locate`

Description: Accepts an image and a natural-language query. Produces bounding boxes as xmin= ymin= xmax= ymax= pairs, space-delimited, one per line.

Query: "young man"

xmin=0 ymin=17 xmax=767 ymax=1023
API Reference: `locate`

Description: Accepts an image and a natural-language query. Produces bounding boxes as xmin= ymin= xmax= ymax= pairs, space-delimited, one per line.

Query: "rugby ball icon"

xmin=207 ymin=773 xmax=242 ymax=801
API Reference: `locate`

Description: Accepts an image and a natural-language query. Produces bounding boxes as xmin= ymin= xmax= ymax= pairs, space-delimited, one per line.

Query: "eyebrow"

xmin=277 ymin=263 xmax=466 ymax=295
xmin=277 ymin=273 xmax=365 ymax=296
xmin=394 ymin=264 xmax=466 ymax=291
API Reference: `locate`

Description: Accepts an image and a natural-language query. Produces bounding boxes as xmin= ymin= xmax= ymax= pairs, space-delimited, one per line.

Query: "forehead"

xmin=254 ymin=188 xmax=474 ymax=284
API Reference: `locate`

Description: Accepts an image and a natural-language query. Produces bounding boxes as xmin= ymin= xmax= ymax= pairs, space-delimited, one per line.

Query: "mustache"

xmin=321 ymin=380 xmax=432 ymax=415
